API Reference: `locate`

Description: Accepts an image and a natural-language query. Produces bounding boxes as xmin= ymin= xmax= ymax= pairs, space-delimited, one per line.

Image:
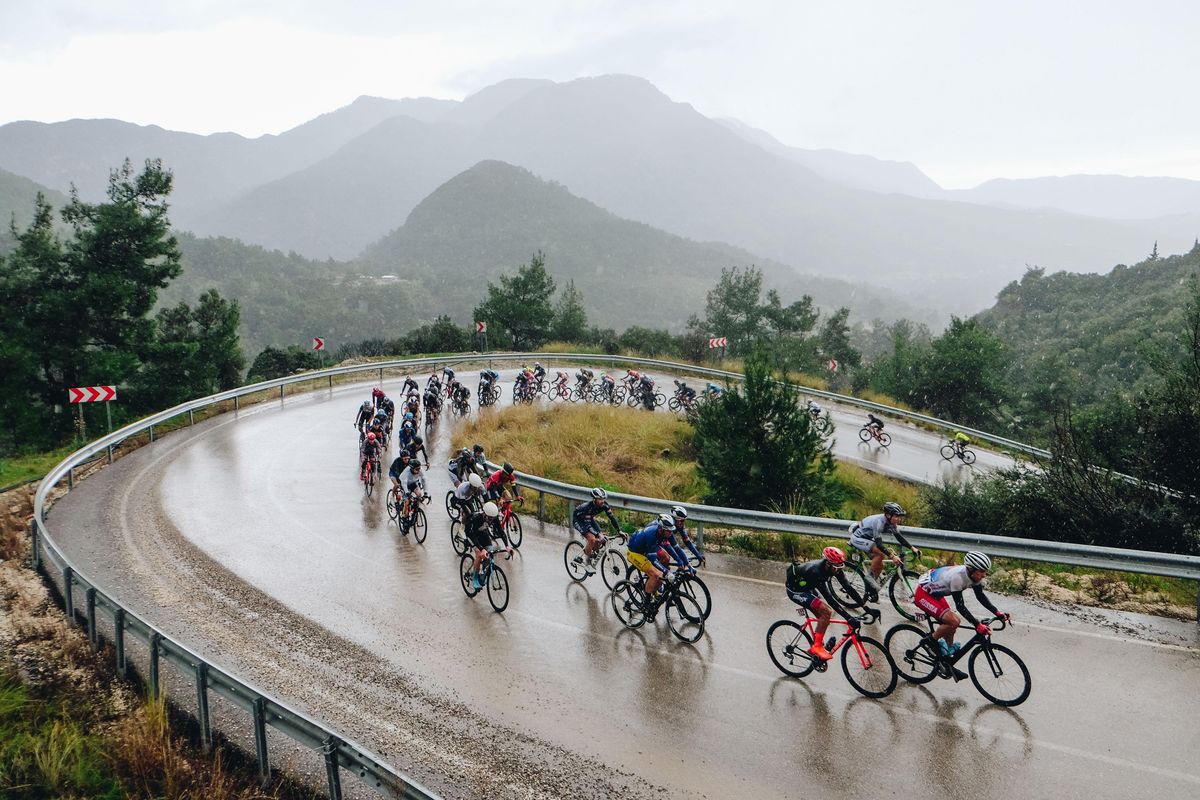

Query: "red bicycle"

xmin=360 ymin=456 xmax=380 ymax=497
xmin=766 ymin=608 xmax=896 ymax=698
xmin=496 ymin=495 xmax=524 ymax=548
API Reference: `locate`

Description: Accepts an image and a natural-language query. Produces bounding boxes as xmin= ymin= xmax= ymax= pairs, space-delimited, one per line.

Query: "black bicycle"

xmin=564 ymin=529 xmax=629 ymax=590
xmin=940 ymin=442 xmax=977 ymax=464
xmin=885 ymin=616 xmax=1030 ymax=706
xmin=459 ymin=546 xmax=511 ymax=613
xmin=830 ymin=549 xmax=923 ymax=621
xmin=610 ymin=570 xmax=705 ymax=643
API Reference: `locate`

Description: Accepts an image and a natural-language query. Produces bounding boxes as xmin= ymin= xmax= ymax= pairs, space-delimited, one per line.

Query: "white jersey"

xmin=918 ymin=565 xmax=981 ymax=598
xmin=453 ymin=481 xmax=478 ymax=502
xmin=397 ymin=466 xmax=425 ymax=492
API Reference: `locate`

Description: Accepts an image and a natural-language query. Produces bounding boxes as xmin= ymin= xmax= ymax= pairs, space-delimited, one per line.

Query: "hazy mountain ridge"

xmin=362 ymin=159 xmax=927 ymax=330
xmin=952 ymin=174 xmax=1200 ymax=220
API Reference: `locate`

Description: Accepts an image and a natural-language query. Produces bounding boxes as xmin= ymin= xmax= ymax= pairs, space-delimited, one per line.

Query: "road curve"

xmin=47 ymin=372 xmax=1200 ymax=800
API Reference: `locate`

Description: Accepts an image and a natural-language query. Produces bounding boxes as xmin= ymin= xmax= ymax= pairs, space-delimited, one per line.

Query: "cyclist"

xmin=598 ymin=372 xmax=617 ymax=399
xmin=532 ymin=362 xmax=547 ymax=382
xmin=354 ymin=400 xmax=374 ymax=434
xmin=485 ymin=462 xmax=520 ymax=502
xmin=405 ymin=433 xmax=428 ymax=467
xmin=915 ymin=551 xmax=1009 ymax=657
xmin=465 ymin=501 xmax=513 ymax=590
xmin=667 ymin=505 xmax=705 ymax=567
xmin=848 ymin=502 xmax=920 ymax=598
xmin=388 ymin=450 xmax=414 ymax=493
xmin=447 ymin=448 xmax=472 ymax=487
xmin=571 ymin=488 xmax=621 ymax=573
xmin=372 ymin=387 xmax=385 ymax=409
xmin=806 ymin=399 xmax=823 ymax=418
xmin=637 ymin=374 xmax=656 ymax=408
xmin=552 ymin=370 xmax=570 ymax=396
xmin=402 ymin=376 xmax=419 ymax=395
xmin=426 ymin=372 xmax=441 ymax=394
xmin=471 ymin=443 xmax=487 ymax=466
xmin=422 ymin=385 xmax=440 ymax=413
xmin=575 ymin=367 xmax=594 ymax=390
xmin=452 ymin=381 xmax=471 ymax=410
xmin=672 ymin=379 xmax=696 ymax=405
xmin=403 ymin=393 xmax=420 ymax=417
xmin=395 ymin=460 xmax=426 ymax=531
xmin=398 ymin=416 xmax=417 ymax=449
xmin=704 ymin=382 xmax=722 ymax=397
xmin=442 ymin=366 xmax=455 ymax=384
xmin=367 ymin=414 xmax=387 ymax=444
xmin=626 ymin=514 xmax=686 ymax=601
xmin=784 ymin=546 xmax=861 ymax=661
xmin=865 ymin=412 xmax=885 ymax=435
xmin=359 ymin=432 xmax=382 ymax=478
xmin=952 ymin=430 xmax=972 ymax=456
xmin=451 ymin=472 xmax=486 ymax=519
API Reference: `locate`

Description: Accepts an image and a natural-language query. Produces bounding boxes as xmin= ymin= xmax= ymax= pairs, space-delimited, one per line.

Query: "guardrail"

xmin=30 ymin=348 xmax=1200 ymax=799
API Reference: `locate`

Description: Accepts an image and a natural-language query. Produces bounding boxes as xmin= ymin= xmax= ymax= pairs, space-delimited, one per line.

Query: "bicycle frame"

xmin=797 ymin=611 xmax=878 ymax=670
xmin=914 ymin=616 xmax=1007 ymax=667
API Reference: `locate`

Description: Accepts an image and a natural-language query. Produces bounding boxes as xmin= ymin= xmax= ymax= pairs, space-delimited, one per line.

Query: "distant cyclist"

xmin=465 ymin=502 xmax=513 ymax=589
xmin=354 ymin=400 xmax=374 ymax=434
xmin=915 ymin=552 xmax=1009 ymax=658
xmin=485 ymin=462 xmax=520 ymax=503
xmin=395 ymin=461 xmax=426 ymax=531
xmin=865 ymin=412 xmax=885 ymax=435
xmin=952 ymin=430 xmax=972 ymax=456
xmin=402 ymin=376 xmax=419 ymax=395
xmin=360 ymin=432 xmax=382 ymax=478
xmin=571 ymin=488 xmax=621 ymax=574
xmin=784 ymin=547 xmax=861 ymax=661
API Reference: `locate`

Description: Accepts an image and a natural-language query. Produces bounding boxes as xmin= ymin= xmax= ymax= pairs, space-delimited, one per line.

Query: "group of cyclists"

xmin=352 ymin=364 xmax=1007 ymax=678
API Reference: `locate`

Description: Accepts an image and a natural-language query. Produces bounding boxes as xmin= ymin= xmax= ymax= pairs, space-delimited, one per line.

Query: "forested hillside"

xmin=979 ymin=243 xmax=1200 ymax=414
xmin=0 ymin=168 xmax=69 ymax=252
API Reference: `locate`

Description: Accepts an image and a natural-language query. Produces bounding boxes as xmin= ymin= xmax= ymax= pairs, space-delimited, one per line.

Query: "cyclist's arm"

xmin=665 ymin=539 xmax=691 ymax=570
xmin=674 ymin=526 xmax=704 ymax=562
xmin=604 ymin=508 xmax=620 ymax=530
xmin=889 ymin=525 xmax=916 ymax=553
xmin=951 ymin=590 xmax=984 ymax=627
xmin=817 ymin=574 xmax=857 ymax=620
xmin=970 ymin=584 xmax=1001 ymax=617
xmin=491 ymin=519 xmax=511 ymax=548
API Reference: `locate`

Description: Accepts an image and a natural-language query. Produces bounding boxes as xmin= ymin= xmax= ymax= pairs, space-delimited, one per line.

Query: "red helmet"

xmin=822 ymin=546 xmax=846 ymax=568
xmin=366 ymin=432 xmax=377 ymax=442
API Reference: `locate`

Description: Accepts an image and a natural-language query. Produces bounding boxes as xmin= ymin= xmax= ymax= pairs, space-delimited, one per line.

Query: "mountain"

xmin=0 ymin=167 xmax=70 ymax=252
xmin=360 ymin=160 xmax=928 ymax=330
xmin=952 ymin=175 xmax=1200 ymax=220
xmin=716 ymin=117 xmax=945 ymax=198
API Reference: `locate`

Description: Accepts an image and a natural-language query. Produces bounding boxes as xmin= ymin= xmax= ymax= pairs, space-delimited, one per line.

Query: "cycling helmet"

xmin=404 ymin=412 xmax=414 ymax=421
xmin=671 ymin=505 xmax=688 ymax=520
xmin=502 ymin=462 xmax=514 ymax=475
xmin=964 ymin=551 xmax=992 ymax=573
xmin=883 ymin=501 xmax=906 ymax=517
xmin=656 ymin=513 xmax=675 ymax=530
xmin=410 ymin=461 xmax=422 ymax=471
xmin=459 ymin=448 xmax=471 ymax=458
xmin=366 ymin=432 xmax=376 ymax=442
xmin=473 ymin=444 xmax=485 ymax=454
xmin=591 ymin=487 xmax=608 ymax=500
xmin=468 ymin=473 xmax=484 ymax=489
xmin=412 ymin=435 xmax=423 ymax=445
xmin=822 ymin=546 xmax=847 ymax=568
xmin=483 ymin=501 xmax=499 ymax=518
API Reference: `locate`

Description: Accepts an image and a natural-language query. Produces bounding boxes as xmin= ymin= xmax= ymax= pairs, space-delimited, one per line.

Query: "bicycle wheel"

xmin=611 ymin=580 xmax=649 ymax=628
xmin=668 ymin=397 xmax=681 ymax=412
xmin=450 ymin=521 xmax=470 ymax=557
xmin=817 ymin=416 xmax=833 ymax=435
xmin=765 ymin=620 xmax=817 ymax=678
xmin=666 ymin=594 xmax=705 ymax=642
xmin=884 ymin=623 xmax=939 ymax=684
xmin=505 ymin=513 xmax=523 ymax=548
xmin=487 ymin=565 xmax=510 ymax=613
xmin=677 ymin=573 xmax=712 ymax=621
xmin=364 ymin=471 xmax=375 ymax=498
xmin=969 ymin=642 xmax=1031 ymax=707
xmin=858 ymin=427 xmax=873 ymax=442
xmin=877 ymin=432 xmax=892 ymax=447
xmin=386 ymin=490 xmax=399 ymax=521
xmin=653 ymin=392 xmax=666 ymax=407
xmin=961 ymin=449 xmax=977 ymax=465
xmin=445 ymin=491 xmax=457 ymax=521
xmin=459 ymin=554 xmax=480 ymax=597
xmin=600 ymin=548 xmax=628 ymax=590
xmin=412 ymin=509 xmax=427 ymax=543
xmin=940 ymin=444 xmax=955 ymax=461
xmin=888 ymin=569 xmax=922 ymax=621
xmin=841 ymin=635 xmax=897 ymax=698
xmin=626 ymin=392 xmax=639 ymax=408
xmin=564 ymin=540 xmax=589 ymax=582
xmin=831 ymin=564 xmax=870 ymax=609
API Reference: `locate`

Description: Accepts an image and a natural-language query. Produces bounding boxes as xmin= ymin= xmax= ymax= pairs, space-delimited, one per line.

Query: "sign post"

xmin=476 ymin=321 xmax=487 ymax=353
xmin=68 ymin=385 xmax=117 ymax=443
xmin=708 ymin=337 xmax=727 ymax=361
xmin=312 ymin=337 xmax=325 ymax=369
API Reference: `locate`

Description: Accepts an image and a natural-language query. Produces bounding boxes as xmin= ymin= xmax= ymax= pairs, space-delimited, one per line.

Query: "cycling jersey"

xmin=867 ymin=413 xmax=884 ymax=429
xmin=465 ymin=511 xmax=508 ymax=550
xmin=784 ymin=558 xmax=856 ymax=616
xmin=355 ymin=404 xmax=374 ymax=426
xmin=453 ymin=481 xmax=480 ymax=502
xmin=396 ymin=465 xmax=425 ymax=493
xmin=916 ymin=565 xmax=999 ymax=625
xmin=485 ymin=469 xmax=516 ymax=492
xmin=849 ymin=513 xmax=914 ymax=553
xmin=387 ymin=456 xmax=410 ymax=479
xmin=360 ymin=441 xmax=381 ymax=463
xmin=402 ymin=377 xmax=419 ymax=394
xmin=628 ymin=522 xmax=685 ymax=569
xmin=572 ymin=500 xmax=618 ymax=534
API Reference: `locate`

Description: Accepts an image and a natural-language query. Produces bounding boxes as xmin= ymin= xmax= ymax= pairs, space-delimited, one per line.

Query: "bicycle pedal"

xmin=814 ymin=661 xmax=828 ymax=673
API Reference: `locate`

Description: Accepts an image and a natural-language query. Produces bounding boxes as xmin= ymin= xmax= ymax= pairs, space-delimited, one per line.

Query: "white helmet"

xmin=656 ymin=513 xmax=675 ymax=529
xmin=964 ymin=551 xmax=992 ymax=573
xmin=468 ymin=473 xmax=483 ymax=489
xmin=670 ymin=505 xmax=688 ymax=520
xmin=483 ymin=501 xmax=499 ymax=518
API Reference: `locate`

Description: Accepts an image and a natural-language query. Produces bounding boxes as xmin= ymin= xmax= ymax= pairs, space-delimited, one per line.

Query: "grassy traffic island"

xmin=457 ymin=403 xmax=1196 ymax=619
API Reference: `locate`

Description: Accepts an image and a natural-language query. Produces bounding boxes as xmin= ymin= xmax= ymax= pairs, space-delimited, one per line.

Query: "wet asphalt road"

xmin=49 ymin=367 xmax=1200 ymax=799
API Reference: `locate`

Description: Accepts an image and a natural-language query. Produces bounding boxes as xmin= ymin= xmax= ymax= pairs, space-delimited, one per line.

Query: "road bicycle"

xmin=387 ymin=487 xmax=429 ymax=543
xmin=610 ymin=570 xmax=705 ymax=643
xmin=445 ymin=489 xmax=482 ymax=523
xmin=885 ymin=616 xmax=1030 ymax=706
xmin=766 ymin=608 xmax=896 ymax=698
xmin=451 ymin=395 xmax=471 ymax=416
xmin=939 ymin=442 xmax=977 ymax=464
xmin=547 ymin=381 xmax=572 ymax=402
xmin=496 ymin=495 xmax=524 ymax=548
xmin=360 ymin=456 xmax=380 ymax=497
xmin=459 ymin=546 xmax=512 ymax=613
xmin=831 ymin=549 xmax=923 ymax=620
xmin=858 ymin=425 xmax=892 ymax=447
xmin=624 ymin=560 xmax=712 ymax=620
xmin=667 ymin=391 xmax=697 ymax=414
xmin=511 ymin=383 xmax=537 ymax=405
xmin=808 ymin=409 xmax=833 ymax=435
xmin=564 ymin=528 xmax=629 ymax=590
xmin=595 ymin=380 xmax=625 ymax=406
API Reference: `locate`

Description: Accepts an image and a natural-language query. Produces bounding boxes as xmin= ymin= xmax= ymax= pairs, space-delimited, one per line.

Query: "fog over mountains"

xmin=2 ymin=74 xmax=1197 ymax=316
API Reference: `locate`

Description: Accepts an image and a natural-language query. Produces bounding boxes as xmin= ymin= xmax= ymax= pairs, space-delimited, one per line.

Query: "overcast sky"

xmin=1 ymin=1 xmax=1196 ymax=189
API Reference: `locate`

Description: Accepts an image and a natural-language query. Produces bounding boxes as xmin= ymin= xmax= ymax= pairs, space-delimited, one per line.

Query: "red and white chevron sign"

xmin=68 ymin=385 xmax=116 ymax=403
xmin=312 ymin=337 xmax=325 ymax=351
xmin=708 ymin=337 xmax=727 ymax=349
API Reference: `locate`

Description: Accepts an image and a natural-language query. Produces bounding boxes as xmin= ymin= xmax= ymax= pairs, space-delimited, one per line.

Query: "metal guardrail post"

xmin=106 ymin=444 xmax=113 ymax=464
xmin=328 ymin=375 xmax=333 ymax=389
xmin=566 ymin=501 xmax=575 ymax=528
xmin=85 ymin=587 xmax=97 ymax=648
xmin=63 ymin=566 xmax=74 ymax=624
xmin=378 ymin=367 xmax=384 ymax=384
xmin=279 ymin=386 xmax=284 ymax=400
xmin=695 ymin=522 xmax=705 ymax=547
xmin=195 ymin=662 xmax=212 ymax=752
xmin=149 ymin=632 xmax=162 ymax=699
xmin=148 ymin=425 xmax=154 ymax=443
xmin=323 ymin=736 xmax=344 ymax=800
xmin=114 ymin=609 xmax=126 ymax=677
xmin=252 ymin=697 xmax=271 ymax=785
xmin=234 ymin=395 xmax=240 ymax=410
xmin=538 ymin=492 xmax=545 ymax=520
xmin=189 ymin=409 xmax=194 ymax=426
xmin=67 ymin=467 xmax=74 ymax=489
xmin=29 ymin=519 xmax=39 ymax=570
